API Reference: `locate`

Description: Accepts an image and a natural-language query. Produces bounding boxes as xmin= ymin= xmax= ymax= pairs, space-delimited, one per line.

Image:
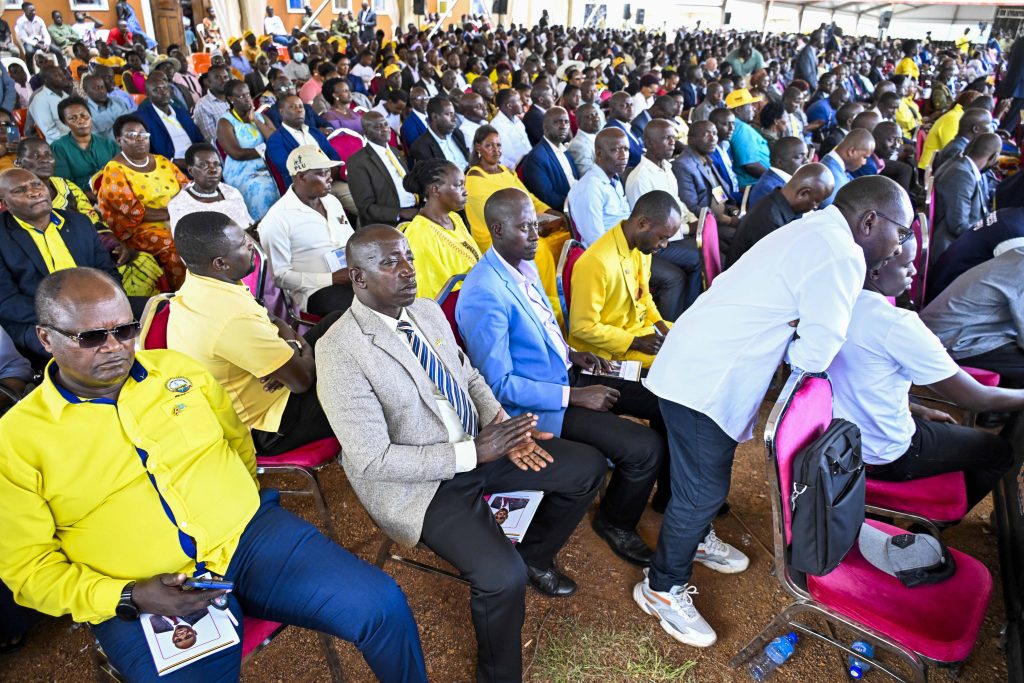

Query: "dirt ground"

xmin=1 ymin=401 xmax=1010 ymax=683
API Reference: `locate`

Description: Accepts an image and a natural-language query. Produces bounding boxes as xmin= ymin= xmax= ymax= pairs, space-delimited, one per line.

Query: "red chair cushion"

xmin=144 ymin=302 xmax=171 ymax=350
xmin=962 ymin=366 xmax=1000 ymax=387
xmin=865 ymin=472 xmax=968 ymax=523
xmin=256 ymin=437 xmax=340 ymax=469
xmin=562 ymin=245 xmax=585 ymax=314
xmin=241 ymin=616 xmax=283 ymax=659
xmin=807 ymin=519 xmax=991 ymax=663
xmin=439 ymin=289 xmax=464 ymax=349
xmin=701 ymin=212 xmax=722 ymax=285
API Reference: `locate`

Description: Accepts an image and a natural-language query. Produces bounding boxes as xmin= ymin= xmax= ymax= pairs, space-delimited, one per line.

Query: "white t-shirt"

xmin=829 ymin=290 xmax=959 ymax=464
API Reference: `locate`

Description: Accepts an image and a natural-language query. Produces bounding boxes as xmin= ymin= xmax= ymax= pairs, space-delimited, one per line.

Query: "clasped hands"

xmin=475 ymin=412 xmax=554 ymax=472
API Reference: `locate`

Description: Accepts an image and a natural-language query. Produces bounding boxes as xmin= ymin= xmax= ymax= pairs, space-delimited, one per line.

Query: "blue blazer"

xmin=0 ymin=210 xmax=118 ymax=358
xmin=710 ymin=147 xmax=741 ymax=203
xmin=399 ymin=112 xmax=428 ymax=150
xmin=604 ymin=119 xmax=644 ymax=168
xmin=820 ymin=154 xmax=850 ymax=208
xmin=265 ymin=126 xmax=341 ymax=188
xmin=135 ymin=100 xmax=203 ymax=159
xmin=456 ymin=249 xmax=572 ymax=435
xmin=521 ymin=140 xmax=579 ymax=211
xmin=747 ymin=169 xmax=786 ymax=208
xmin=630 ymin=110 xmax=651 ymax=141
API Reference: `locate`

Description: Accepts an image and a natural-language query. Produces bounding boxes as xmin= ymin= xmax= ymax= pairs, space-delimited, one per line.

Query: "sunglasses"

xmin=47 ymin=321 xmax=141 ymax=348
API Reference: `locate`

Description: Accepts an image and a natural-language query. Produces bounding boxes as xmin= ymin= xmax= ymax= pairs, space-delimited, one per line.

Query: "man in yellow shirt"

xmin=0 ymin=267 xmax=427 ymax=682
xmin=568 ymin=190 xmax=679 ymax=368
xmin=167 ymin=212 xmax=339 ymax=455
xmin=919 ymin=92 xmax=986 ymax=169
xmin=894 ymin=39 xmax=920 ymax=81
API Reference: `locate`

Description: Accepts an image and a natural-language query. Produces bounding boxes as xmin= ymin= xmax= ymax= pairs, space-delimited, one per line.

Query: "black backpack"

xmin=788 ymin=418 xmax=865 ymax=576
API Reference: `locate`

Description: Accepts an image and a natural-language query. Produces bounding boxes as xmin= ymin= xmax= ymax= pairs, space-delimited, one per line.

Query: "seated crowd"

xmin=0 ymin=10 xmax=1023 ymax=682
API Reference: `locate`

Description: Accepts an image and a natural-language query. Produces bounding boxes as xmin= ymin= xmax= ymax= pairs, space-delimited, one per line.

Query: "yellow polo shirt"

xmin=166 ymin=272 xmax=294 ymax=432
xmin=15 ymin=211 xmax=76 ymax=273
xmin=919 ymin=104 xmax=963 ymax=169
xmin=0 ymin=350 xmax=258 ymax=624
xmin=568 ymin=222 xmax=670 ymax=368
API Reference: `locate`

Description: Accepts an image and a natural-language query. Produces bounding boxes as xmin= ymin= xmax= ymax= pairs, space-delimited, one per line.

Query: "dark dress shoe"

xmin=526 ymin=565 xmax=577 ymax=597
xmin=591 ymin=516 xmax=653 ymax=567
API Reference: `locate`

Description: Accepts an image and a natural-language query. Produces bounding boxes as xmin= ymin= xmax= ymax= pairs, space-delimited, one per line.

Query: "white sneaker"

xmin=633 ymin=577 xmax=717 ymax=647
xmin=695 ymin=528 xmax=749 ymax=574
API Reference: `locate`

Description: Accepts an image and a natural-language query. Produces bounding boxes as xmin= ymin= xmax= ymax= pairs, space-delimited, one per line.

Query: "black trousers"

xmin=306 ymin=283 xmax=355 ymax=317
xmin=649 ymin=238 xmax=703 ymax=322
xmin=866 ymin=415 xmax=1014 ymax=510
xmin=566 ymin=370 xmax=667 ymax=528
xmin=957 ymin=343 xmax=1024 ymax=386
xmin=251 ymin=312 xmax=342 ymax=456
xmin=419 ymin=443 xmax=605 ymax=683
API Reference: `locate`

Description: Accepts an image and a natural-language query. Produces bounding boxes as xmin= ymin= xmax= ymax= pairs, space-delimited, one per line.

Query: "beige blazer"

xmin=316 ymin=296 xmax=502 ymax=547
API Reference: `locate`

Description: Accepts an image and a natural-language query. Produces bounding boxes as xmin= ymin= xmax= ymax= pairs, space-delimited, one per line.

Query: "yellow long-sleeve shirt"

xmin=0 ymin=350 xmax=258 ymax=624
xmin=919 ymin=104 xmax=963 ymax=169
xmin=568 ymin=222 xmax=670 ymax=368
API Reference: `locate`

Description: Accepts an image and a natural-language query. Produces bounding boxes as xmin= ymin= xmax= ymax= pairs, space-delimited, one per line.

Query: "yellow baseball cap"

xmin=725 ymin=88 xmax=763 ymax=109
xmin=384 ymin=63 xmax=402 ymax=78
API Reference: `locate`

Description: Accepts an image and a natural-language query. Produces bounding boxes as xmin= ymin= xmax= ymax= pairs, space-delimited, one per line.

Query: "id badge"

xmin=711 ymin=186 xmax=727 ymax=204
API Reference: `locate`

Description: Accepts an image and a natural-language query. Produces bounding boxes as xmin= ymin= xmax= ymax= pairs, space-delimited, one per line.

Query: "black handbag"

xmin=788 ymin=418 xmax=865 ymax=576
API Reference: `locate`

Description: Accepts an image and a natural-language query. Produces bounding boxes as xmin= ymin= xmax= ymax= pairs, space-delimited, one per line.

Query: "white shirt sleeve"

xmin=786 ymin=252 xmax=865 ymax=374
xmin=453 ymin=441 xmax=477 ymax=472
xmin=886 ymin=313 xmax=960 ymax=386
xmin=259 ymin=214 xmax=333 ymax=298
xmin=569 ymin=178 xmax=609 ymax=248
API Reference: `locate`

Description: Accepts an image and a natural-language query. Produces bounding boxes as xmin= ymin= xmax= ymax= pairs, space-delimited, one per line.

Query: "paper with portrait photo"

xmin=140 ymin=606 xmax=239 ymax=676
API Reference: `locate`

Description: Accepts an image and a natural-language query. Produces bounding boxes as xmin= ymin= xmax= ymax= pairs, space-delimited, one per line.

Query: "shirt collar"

xmin=427 ymin=126 xmax=450 ymax=145
xmin=283 ymin=122 xmax=309 ymax=138
xmin=367 ymin=305 xmax=410 ymax=331
xmin=492 ymin=247 xmax=539 ymax=287
xmin=181 ymin=271 xmax=249 ymax=295
xmin=770 ymin=167 xmax=792 ymax=182
xmin=543 ymin=136 xmax=566 ymax=153
xmin=43 ymin=356 xmax=149 ymax=417
xmin=14 ymin=211 xmax=64 ymax=233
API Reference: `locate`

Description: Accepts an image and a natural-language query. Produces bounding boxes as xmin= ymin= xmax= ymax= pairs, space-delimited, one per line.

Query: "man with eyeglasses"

xmin=636 ymin=176 xmax=911 ymax=648
xmin=0 ymin=168 xmax=120 ymax=364
xmin=0 ymin=266 xmax=428 ymax=682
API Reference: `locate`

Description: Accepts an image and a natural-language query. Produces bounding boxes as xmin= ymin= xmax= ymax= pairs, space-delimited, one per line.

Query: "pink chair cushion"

xmin=910 ymin=216 xmax=928 ymax=306
xmin=865 ymin=472 xmax=968 ymax=523
xmin=256 ymin=437 xmax=340 ymax=469
xmin=961 ymin=366 xmax=1000 ymax=387
xmin=562 ymin=245 xmax=585 ymax=314
xmin=807 ymin=519 xmax=992 ymax=663
xmin=701 ymin=212 xmax=722 ymax=285
xmin=241 ymin=616 xmax=283 ymax=659
xmin=773 ymin=375 xmax=834 ymax=544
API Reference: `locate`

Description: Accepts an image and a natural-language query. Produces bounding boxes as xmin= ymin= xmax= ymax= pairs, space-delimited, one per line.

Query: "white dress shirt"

xmin=645 ymin=205 xmax=866 ymax=442
xmin=368 ymin=307 xmax=477 ymax=471
xmin=624 ymin=155 xmax=696 ymax=230
xmin=155 ymin=105 xmax=192 ymax=159
xmin=15 ymin=15 xmax=49 ymax=47
xmin=367 ymin=141 xmax=417 ymax=208
xmin=259 ymin=187 xmax=355 ymax=310
xmin=459 ymin=118 xmax=482 ymax=146
xmin=428 ymin=128 xmax=468 ymax=167
xmin=567 ymin=130 xmax=596 ymax=176
xmin=829 ymin=290 xmax=958 ymax=465
xmin=489 ymin=111 xmax=531 ymax=170
xmin=283 ymin=123 xmax=318 ymax=148
xmin=264 ymin=15 xmax=287 ymax=36
xmin=544 ymin=137 xmax=577 ymax=191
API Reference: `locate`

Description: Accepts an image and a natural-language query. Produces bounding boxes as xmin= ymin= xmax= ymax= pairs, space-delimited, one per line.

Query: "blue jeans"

xmin=92 ymin=491 xmax=427 ymax=683
xmin=270 ymin=34 xmax=295 ymax=47
xmin=648 ymin=400 xmax=738 ymax=592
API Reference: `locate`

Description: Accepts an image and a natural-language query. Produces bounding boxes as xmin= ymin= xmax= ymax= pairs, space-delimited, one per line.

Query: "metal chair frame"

xmin=730 ymin=372 xmax=960 ymax=683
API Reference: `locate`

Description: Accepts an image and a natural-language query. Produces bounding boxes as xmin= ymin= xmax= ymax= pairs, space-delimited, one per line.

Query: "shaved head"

xmin=965 ymin=132 xmax=1002 ymax=170
xmin=484 ymin=187 xmax=531 ymax=232
xmin=346 ymin=223 xmax=406 ymax=270
xmin=837 ymin=128 xmax=876 ymax=153
xmin=834 ymin=175 xmax=913 ymax=269
xmin=957 ymin=107 xmax=993 ymax=138
xmin=851 ymin=111 xmax=881 ymax=132
xmin=782 ymin=162 xmax=834 ymax=213
xmin=35 ymin=267 xmax=125 ymax=329
xmin=770 ymin=136 xmax=807 ymax=175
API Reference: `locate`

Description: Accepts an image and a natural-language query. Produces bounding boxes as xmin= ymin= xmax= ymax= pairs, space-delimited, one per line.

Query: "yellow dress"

xmin=403 ymin=212 xmax=482 ymax=299
xmin=464 ymin=165 xmax=571 ymax=326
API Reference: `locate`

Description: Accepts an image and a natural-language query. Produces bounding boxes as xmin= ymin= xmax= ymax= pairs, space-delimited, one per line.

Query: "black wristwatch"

xmin=115 ymin=581 xmax=139 ymax=621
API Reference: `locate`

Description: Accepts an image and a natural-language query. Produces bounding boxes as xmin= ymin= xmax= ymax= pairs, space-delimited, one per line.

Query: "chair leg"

xmin=317 ymin=632 xmax=346 ymax=683
xmin=729 ymin=601 xmax=806 ymax=668
xmin=308 ymin=468 xmax=335 ymax=539
xmin=375 ymin=538 xmax=394 ymax=568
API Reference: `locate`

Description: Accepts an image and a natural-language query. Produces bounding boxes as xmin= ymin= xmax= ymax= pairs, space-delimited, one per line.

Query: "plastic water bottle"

xmin=748 ymin=632 xmax=798 ymax=681
xmin=848 ymin=640 xmax=875 ymax=679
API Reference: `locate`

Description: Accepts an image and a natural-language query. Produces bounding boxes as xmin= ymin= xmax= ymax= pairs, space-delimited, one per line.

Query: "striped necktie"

xmin=397 ymin=320 xmax=478 ymax=437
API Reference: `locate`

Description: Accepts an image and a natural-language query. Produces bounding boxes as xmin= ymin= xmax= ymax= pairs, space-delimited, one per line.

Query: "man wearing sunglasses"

xmin=0 ymin=267 xmax=428 ymax=682
xmin=0 ymin=167 xmax=121 ymax=365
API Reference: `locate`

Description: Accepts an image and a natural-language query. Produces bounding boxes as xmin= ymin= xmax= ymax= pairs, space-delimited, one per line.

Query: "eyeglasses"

xmin=47 ymin=321 xmax=140 ymax=348
xmin=120 ymin=132 xmax=151 ymax=141
xmin=875 ymin=211 xmax=914 ymax=245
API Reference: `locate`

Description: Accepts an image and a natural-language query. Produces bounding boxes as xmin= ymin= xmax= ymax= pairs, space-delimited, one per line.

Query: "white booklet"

xmin=485 ymin=491 xmax=544 ymax=544
xmin=323 ymin=246 xmax=348 ymax=272
xmin=581 ymin=359 xmax=642 ymax=382
xmin=140 ymin=607 xmax=239 ymax=676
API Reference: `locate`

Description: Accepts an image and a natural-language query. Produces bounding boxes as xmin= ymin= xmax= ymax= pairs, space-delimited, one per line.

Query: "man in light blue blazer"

xmin=819 ymin=128 xmax=874 ymax=208
xmin=456 ymin=187 xmax=669 ymax=568
xmin=521 ymin=107 xmax=579 ymax=211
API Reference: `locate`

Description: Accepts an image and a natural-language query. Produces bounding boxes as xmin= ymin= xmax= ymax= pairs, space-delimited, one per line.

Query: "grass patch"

xmin=529 ymin=615 xmax=697 ymax=683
